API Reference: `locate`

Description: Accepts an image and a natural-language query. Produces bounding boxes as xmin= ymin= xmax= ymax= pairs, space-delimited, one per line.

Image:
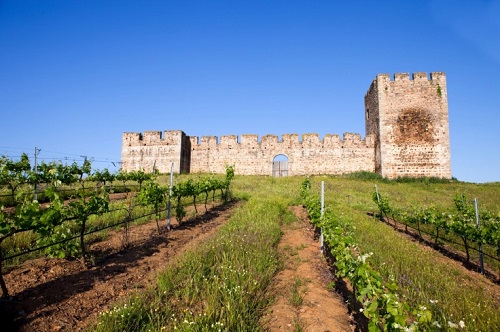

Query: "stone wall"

xmin=121 ymin=72 xmax=452 ymax=179
xmin=188 ymin=132 xmax=375 ymax=175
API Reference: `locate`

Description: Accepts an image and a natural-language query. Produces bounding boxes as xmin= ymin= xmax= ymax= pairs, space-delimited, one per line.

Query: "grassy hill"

xmin=150 ymin=173 xmax=500 ymax=331
xmin=4 ymin=172 xmax=498 ymax=331
xmin=288 ymin=174 xmax=499 ymax=331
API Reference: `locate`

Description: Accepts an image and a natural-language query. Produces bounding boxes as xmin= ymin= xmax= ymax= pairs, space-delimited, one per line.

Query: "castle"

xmin=121 ymin=72 xmax=451 ymax=179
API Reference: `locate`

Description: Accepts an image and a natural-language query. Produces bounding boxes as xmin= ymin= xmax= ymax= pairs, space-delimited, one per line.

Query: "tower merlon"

xmin=302 ymin=133 xmax=320 ymax=143
xmin=394 ymin=73 xmax=410 ymax=81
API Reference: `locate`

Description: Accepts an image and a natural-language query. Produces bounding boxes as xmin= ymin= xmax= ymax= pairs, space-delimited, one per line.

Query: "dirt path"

xmin=1 ymin=201 xmax=239 ymax=332
xmin=262 ymin=206 xmax=355 ymax=332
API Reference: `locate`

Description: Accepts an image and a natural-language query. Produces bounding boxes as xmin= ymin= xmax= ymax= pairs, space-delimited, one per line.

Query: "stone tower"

xmin=121 ymin=130 xmax=191 ymax=174
xmin=364 ymin=72 xmax=451 ymax=179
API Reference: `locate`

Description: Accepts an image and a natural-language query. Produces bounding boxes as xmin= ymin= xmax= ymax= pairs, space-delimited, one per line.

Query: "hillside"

xmin=1 ymin=174 xmax=499 ymax=331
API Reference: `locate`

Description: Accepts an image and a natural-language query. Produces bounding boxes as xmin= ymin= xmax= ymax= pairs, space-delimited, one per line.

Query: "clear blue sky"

xmin=1 ymin=1 xmax=499 ymax=183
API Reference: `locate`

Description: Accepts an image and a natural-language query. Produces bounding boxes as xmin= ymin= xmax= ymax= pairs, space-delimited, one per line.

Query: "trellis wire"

xmin=1 ymin=191 xmax=225 ymax=263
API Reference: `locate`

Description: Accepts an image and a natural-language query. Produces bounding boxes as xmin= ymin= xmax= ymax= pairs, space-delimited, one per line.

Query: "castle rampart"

xmin=121 ymin=72 xmax=452 ymax=179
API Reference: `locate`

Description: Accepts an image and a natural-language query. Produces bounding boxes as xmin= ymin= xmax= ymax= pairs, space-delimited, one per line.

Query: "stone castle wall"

xmin=364 ymin=72 xmax=451 ymax=178
xmin=121 ymin=72 xmax=452 ymax=179
xmin=188 ymin=133 xmax=375 ymax=175
xmin=121 ymin=131 xmax=375 ymax=176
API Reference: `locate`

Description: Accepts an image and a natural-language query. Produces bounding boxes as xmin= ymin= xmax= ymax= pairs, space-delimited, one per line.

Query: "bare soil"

xmin=261 ymin=206 xmax=356 ymax=332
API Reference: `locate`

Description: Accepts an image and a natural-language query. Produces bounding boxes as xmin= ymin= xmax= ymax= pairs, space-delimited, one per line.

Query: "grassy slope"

xmin=93 ymin=174 xmax=500 ymax=331
xmin=93 ymin=176 xmax=302 ymax=331
xmin=307 ymin=175 xmax=500 ymax=331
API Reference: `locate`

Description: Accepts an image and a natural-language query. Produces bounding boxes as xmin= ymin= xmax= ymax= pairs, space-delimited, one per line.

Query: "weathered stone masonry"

xmin=121 ymin=72 xmax=452 ymax=179
xmin=365 ymin=72 xmax=451 ymax=179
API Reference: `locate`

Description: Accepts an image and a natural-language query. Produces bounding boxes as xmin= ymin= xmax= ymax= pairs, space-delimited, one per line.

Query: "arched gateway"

xmin=272 ymin=154 xmax=288 ymax=177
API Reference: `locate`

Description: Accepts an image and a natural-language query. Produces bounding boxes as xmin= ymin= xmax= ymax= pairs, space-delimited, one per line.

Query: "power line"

xmin=0 ymin=146 xmax=32 ymax=151
xmin=1 ymin=146 xmax=120 ymax=162
xmin=1 ymin=149 xmax=121 ymax=169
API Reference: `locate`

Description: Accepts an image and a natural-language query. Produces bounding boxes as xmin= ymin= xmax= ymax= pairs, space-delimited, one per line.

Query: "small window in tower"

xmin=366 ymin=109 xmax=370 ymax=120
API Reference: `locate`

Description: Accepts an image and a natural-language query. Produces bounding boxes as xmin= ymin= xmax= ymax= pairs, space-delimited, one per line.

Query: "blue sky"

xmin=1 ymin=0 xmax=499 ymax=183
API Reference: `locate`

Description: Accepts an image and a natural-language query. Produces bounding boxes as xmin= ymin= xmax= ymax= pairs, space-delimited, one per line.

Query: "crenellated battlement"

xmin=123 ymin=130 xmax=186 ymax=146
xmin=122 ymin=130 xmax=376 ymax=175
xmin=122 ymin=72 xmax=451 ymax=178
xmin=184 ymin=132 xmax=373 ymax=148
xmin=376 ymin=72 xmax=445 ymax=83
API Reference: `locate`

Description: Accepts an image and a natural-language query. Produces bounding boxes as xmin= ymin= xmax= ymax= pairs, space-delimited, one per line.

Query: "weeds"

xmin=93 ymin=176 xmax=298 ymax=331
xmin=290 ymin=276 xmax=303 ymax=307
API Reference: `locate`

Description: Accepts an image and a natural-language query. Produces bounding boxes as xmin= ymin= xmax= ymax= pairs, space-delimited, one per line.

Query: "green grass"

xmin=92 ymin=176 xmax=302 ymax=331
xmin=290 ymin=276 xmax=304 ymax=307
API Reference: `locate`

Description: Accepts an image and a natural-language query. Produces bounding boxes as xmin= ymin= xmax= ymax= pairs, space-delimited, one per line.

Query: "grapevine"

xmin=138 ymin=180 xmax=167 ymax=233
xmin=302 ymin=179 xmax=432 ymax=331
xmin=0 ymin=155 xmax=235 ymax=298
xmin=375 ymin=189 xmax=500 ymax=276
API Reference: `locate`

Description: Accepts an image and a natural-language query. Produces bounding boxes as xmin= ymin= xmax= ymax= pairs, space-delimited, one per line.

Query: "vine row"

xmin=301 ymin=179 xmax=434 ymax=332
xmin=0 ymin=153 xmax=235 ymax=298
xmin=373 ymin=189 xmax=500 ymax=276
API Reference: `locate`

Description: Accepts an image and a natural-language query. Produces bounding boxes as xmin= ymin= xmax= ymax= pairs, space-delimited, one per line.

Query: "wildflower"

xmin=359 ymin=253 xmax=372 ymax=263
xmin=432 ymin=321 xmax=441 ymax=328
xmin=448 ymin=321 xmax=458 ymax=329
xmin=459 ymin=321 xmax=465 ymax=328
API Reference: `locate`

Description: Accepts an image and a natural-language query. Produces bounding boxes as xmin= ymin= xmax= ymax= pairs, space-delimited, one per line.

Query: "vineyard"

xmin=373 ymin=188 xmax=500 ymax=279
xmin=301 ymin=175 xmax=500 ymax=331
xmin=0 ymin=154 xmax=234 ymax=299
xmin=1 ymin=154 xmax=500 ymax=331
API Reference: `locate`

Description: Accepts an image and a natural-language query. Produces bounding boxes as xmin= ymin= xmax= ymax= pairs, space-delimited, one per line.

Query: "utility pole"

xmin=474 ymin=198 xmax=485 ymax=275
xmin=34 ymin=147 xmax=41 ymax=201
xmin=167 ymin=162 xmax=174 ymax=231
